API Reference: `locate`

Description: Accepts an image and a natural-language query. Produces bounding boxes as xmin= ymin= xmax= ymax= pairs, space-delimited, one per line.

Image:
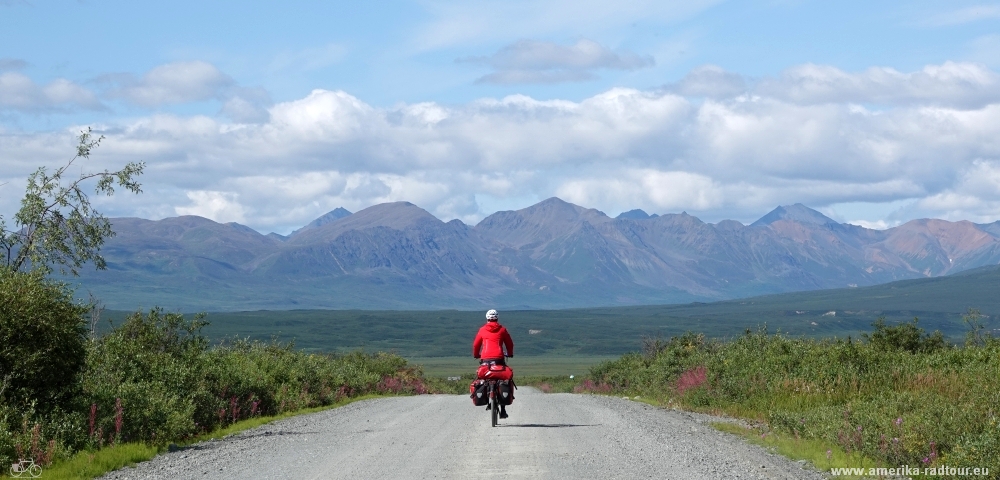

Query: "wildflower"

xmin=826 ymin=450 xmax=831 ymax=460
xmin=895 ymin=417 xmax=903 ymax=426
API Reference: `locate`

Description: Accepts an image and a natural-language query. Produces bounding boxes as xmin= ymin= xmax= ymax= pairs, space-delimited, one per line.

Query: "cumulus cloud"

xmin=5 ymin=61 xmax=1000 ymax=232
xmin=0 ymin=72 xmax=102 ymax=111
xmin=104 ymin=61 xmax=235 ymax=107
xmin=175 ymin=191 xmax=247 ymax=224
xmin=461 ymin=39 xmax=654 ymax=84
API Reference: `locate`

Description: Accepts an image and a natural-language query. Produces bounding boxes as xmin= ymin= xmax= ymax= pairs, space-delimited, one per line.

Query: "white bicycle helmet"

xmin=486 ymin=309 xmax=499 ymax=321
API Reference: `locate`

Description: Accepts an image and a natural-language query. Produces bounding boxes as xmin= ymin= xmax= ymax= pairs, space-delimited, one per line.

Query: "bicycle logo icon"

xmin=10 ymin=459 xmax=42 ymax=478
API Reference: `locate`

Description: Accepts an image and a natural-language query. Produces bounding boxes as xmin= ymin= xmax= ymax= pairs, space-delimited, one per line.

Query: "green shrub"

xmin=0 ymin=268 xmax=88 ymax=411
xmin=1 ymin=306 xmax=423 ymax=470
xmin=863 ymin=316 xmax=947 ymax=354
xmin=0 ymin=268 xmax=90 ymax=467
xmin=82 ymin=309 xmax=209 ymax=446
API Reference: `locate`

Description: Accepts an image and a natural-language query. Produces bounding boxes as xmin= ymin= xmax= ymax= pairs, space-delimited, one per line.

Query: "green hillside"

xmin=98 ymin=265 xmax=1000 ymax=358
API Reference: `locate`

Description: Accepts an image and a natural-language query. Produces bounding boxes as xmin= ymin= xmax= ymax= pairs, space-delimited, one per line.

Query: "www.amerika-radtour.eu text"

xmin=831 ymin=465 xmax=989 ymax=477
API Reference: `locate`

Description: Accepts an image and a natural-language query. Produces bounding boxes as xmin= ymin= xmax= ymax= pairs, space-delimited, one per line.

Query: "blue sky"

xmin=3 ymin=1 xmax=1000 ymax=233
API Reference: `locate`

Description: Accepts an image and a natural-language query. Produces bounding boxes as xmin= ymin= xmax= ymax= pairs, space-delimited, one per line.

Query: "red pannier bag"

xmin=469 ymin=380 xmax=489 ymax=406
xmin=476 ymin=363 xmax=513 ymax=381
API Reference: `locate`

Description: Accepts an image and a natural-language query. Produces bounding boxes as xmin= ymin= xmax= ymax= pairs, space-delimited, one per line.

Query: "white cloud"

xmin=847 ymin=219 xmax=896 ymax=230
xmin=220 ymin=86 xmax=272 ymax=123
xmin=106 ymin=61 xmax=234 ymax=107
xmin=756 ymin=62 xmax=1000 ymax=108
xmin=0 ymin=72 xmax=102 ymax=111
xmin=5 ymin=61 xmax=1000 ymax=232
xmin=661 ymin=62 xmax=1000 ymax=109
xmin=556 ymin=170 xmax=724 ymax=212
xmin=663 ymin=65 xmax=746 ymax=98
xmin=175 ymin=190 xmax=247 ymax=224
xmin=461 ymin=39 xmax=654 ymax=84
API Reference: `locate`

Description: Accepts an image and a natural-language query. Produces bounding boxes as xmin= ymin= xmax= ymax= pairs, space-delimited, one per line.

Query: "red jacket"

xmin=473 ymin=321 xmax=514 ymax=359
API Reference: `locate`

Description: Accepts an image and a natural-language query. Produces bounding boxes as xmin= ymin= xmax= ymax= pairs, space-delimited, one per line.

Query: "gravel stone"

xmin=99 ymin=388 xmax=827 ymax=479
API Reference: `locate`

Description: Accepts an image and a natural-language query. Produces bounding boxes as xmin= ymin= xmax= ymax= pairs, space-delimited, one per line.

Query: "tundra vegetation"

xmin=583 ymin=314 xmax=1000 ymax=472
xmin=0 ymin=133 xmax=427 ymax=474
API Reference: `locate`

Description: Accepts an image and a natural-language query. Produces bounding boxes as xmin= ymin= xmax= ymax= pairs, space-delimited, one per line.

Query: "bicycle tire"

xmin=490 ymin=382 xmax=498 ymax=427
xmin=28 ymin=464 xmax=41 ymax=477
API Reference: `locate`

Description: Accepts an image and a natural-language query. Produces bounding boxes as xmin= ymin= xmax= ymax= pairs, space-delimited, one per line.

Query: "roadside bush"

xmin=83 ymin=309 xmax=209 ymax=446
xmin=0 ymin=268 xmax=88 ymax=412
xmin=0 ymin=307 xmax=423 ymax=469
xmin=0 ymin=268 xmax=90 ymax=467
xmin=590 ymin=323 xmax=1000 ymax=472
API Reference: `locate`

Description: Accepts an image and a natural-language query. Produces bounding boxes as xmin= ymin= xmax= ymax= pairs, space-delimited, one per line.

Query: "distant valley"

xmin=72 ymin=198 xmax=1000 ymax=311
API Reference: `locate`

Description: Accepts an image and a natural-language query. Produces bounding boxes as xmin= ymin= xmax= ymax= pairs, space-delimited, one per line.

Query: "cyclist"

xmin=473 ymin=309 xmax=514 ymax=418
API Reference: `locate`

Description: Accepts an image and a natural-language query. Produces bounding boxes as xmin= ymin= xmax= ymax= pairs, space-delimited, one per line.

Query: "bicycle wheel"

xmin=491 ymin=400 xmax=498 ymax=427
xmin=28 ymin=464 xmax=41 ymax=477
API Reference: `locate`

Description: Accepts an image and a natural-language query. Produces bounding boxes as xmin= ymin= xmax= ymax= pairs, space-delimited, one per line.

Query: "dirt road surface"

xmin=101 ymin=387 xmax=826 ymax=479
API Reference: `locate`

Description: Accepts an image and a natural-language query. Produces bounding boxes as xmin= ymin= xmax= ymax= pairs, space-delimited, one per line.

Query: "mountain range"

xmin=72 ymin=198 xmax=1000 ymax=311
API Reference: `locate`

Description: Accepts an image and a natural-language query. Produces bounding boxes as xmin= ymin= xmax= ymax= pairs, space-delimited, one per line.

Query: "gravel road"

xmin=101 ymin=387 xmax=827 ymax=479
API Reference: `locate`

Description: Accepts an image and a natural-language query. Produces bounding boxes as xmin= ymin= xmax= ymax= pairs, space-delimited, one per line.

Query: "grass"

xmin=711 ymin=422 xmax=878 ymax=479
xmin=31 ymin=443 xmax=160 ymax=480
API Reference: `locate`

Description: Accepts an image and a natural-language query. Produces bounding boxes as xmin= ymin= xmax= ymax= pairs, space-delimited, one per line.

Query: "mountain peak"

xmin=474 ymin=197 xmax=610 ymax=247
xmin=526 ymin=197 xmax=608 ymax=218
xmin=617 ymin=209 xmax=659 ymax=220
xmin=291 ymin=207 xmax=352 ymax=236
xmin=289 ymin=202 xmax=442 ymax=245
xmin=751 ymin=204 xmax=836 ymax=227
